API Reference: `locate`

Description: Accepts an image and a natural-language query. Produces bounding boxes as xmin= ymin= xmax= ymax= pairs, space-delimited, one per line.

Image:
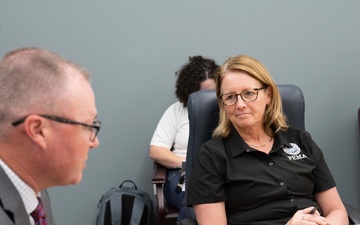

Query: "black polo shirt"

xmin=187 ymin=126 xmax=336 ymax=225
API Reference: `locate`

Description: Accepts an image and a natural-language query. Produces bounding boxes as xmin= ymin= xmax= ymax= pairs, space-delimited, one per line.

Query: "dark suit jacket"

xmin=0 ymin=166 xmax=56 ymax=225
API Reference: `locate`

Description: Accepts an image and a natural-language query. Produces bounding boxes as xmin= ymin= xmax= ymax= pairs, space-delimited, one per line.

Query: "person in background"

xmin=187 ymin=55 xmax=348 ymax=225
xmin=0 ymin=47 xmax=101 ymax=225
xmin=150 ymin=55 xmax=219 ymax=222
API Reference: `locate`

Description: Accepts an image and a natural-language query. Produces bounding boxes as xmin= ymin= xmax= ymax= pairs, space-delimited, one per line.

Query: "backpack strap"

xmin=129 ymin=196 xmax=145 ymax=225
xmin=110 ymin=194 xmax=122 ymax=225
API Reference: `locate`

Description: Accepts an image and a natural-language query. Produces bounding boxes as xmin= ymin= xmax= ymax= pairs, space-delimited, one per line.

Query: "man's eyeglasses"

xmin=12 ymin=114 xmax=101 ymax=142
xmin=220 ymin=87 xmax=266 ymax=106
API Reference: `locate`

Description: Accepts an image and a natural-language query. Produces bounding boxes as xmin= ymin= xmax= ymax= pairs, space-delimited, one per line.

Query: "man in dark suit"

xmin=0 ymin=47 xmax=101 ymax=225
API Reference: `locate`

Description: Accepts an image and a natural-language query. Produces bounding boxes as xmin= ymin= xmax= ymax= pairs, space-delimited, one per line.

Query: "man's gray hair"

xmin=0 ymin=47 xmax=90 ymax=137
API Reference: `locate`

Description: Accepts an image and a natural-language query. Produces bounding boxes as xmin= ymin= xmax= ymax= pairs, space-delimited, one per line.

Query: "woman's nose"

xmin=235 ymin=95 xmax=247 ymax=107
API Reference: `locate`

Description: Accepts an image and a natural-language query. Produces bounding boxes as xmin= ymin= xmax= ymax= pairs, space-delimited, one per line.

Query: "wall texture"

xmin=1 ymin=1 xmax=359 ymax=224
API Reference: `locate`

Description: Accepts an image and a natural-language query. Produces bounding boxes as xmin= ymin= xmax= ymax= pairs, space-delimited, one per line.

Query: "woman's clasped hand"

xmin=286 ymin=207 xmax=331 ymax=225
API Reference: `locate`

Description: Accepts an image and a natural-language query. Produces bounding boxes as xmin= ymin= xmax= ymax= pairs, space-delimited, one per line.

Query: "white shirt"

xmin=0 ymin=159 xmax=39 ymax=225
xmin=150 ymin=101 xmax=188 ymax=158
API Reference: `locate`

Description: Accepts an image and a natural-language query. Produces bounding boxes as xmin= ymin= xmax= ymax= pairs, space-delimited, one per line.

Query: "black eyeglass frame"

xmin=220 ymin=87 xmax=266 ymax=106
xmin=12 ymin=114 xmax=101 ymax=142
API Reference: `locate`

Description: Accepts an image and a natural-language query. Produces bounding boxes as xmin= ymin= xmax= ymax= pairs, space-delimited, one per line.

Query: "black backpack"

xmin=96 ymin=180 xmax=155 ymax=225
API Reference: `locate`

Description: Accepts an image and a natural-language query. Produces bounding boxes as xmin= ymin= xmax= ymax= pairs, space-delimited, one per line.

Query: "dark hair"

xmin=175 ymin=55 xmax=218 ymax=107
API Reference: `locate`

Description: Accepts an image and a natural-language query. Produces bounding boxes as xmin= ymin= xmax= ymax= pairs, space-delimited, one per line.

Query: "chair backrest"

xmin=358 ymin=107 xmax=360 ymax=133
xmin=186 ymin=84 xmax=305 ymax=180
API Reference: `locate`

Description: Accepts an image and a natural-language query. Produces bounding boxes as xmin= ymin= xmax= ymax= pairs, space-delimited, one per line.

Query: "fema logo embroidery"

xmin=283 ymin=143 xmax=301 ymax=155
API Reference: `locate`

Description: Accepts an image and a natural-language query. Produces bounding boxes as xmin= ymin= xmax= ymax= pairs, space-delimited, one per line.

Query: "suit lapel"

xmin=0 ymin=167 xmax=31 ymax=225
xmin=40 ymin=190 xmax=56 ymax=225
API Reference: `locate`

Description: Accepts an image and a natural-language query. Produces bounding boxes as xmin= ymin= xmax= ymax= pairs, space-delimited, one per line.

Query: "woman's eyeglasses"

xmin=220 ymin=87 xmax=266 ymax=106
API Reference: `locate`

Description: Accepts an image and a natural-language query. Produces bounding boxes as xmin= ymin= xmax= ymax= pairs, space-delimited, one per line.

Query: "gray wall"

xmin=1 ymin=1 xmax=359 ymax=224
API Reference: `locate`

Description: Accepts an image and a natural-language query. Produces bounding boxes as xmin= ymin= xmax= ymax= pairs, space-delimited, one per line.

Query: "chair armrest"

xmin=152 ymin=161 xmax=167 ymax=225
xmin=345 ymin=203 xmax=360 ymax=224
xmin=152 ymin=161 xmax=167 ymax=184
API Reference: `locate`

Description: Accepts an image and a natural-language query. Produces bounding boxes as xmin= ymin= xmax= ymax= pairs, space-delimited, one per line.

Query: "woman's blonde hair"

xmin=212 ymin=55 xmax=288 ymax=138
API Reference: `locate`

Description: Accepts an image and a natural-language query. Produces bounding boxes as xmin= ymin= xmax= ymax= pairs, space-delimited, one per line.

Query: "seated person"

xmin=186 ymin=55 xmax=348 ymax=225
xmin=150 ymin=55 xmax=218 ymax=222
xmin=0 ymin=47 xmax=100 ymax=225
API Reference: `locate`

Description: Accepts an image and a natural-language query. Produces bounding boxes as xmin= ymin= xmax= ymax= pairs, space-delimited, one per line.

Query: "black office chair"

xmin=185 ymin=84 xmax=360 ymax=224
xmin=358 ymin=107 xmax=360 ymax=133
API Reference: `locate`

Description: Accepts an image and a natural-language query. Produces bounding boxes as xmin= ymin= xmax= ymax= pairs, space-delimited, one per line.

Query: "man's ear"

xmin=22 ymin=115 xmax=47 ymax=149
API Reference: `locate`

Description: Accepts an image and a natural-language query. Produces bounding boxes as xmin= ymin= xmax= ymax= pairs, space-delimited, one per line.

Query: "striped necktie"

xmin=30 ymin=197 xmax=48 ymax=225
